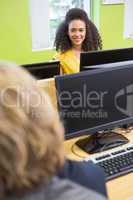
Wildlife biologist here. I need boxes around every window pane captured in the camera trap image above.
[29,0,50,50]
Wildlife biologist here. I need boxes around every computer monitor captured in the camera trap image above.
[80,47,133,71]
[81,60,133,71]
[55,63,133,153]
[23,61,60,79]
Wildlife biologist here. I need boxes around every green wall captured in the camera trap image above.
[1,0,133,64]
[99,1,133,49]
[0,0,54,64]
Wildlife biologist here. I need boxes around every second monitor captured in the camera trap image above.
[23,60,60,79]
[80,47,133,71]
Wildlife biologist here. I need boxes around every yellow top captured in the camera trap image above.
[55,49,80,74]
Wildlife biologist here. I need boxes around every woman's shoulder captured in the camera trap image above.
[54,49,73,60]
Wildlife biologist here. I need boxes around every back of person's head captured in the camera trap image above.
[54,8,102,52]
[0,61,64,199]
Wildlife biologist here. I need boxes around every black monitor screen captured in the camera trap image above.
[55,64,133,139]
[23,61,60,79]
[80,47,133,71]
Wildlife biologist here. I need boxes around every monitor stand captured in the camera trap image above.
[75,130,129,154]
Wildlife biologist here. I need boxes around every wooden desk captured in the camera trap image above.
[64,130,133,200]
[38,78,57,108]
[38,78,133,200]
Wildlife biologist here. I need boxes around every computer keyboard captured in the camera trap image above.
[85,144,133,181]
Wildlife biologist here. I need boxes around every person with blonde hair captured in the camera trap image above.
[0,61,107,200]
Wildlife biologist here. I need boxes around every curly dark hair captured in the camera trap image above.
[54,8,102,52]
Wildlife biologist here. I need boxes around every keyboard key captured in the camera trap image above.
[111,149,126,155]
[90,145,133,181]
[127,146,133,150]
[95,154,110,161]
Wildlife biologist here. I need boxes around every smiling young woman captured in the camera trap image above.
[54,8,102,74]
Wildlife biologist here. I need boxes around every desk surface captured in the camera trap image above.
[37,78,133,200]
[38,78,57,108]
[64,130,133,200]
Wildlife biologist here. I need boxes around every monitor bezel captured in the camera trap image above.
[55,64,133,139]
[80,47,133,71]
[23,60,60,69]
[23,60,60,79]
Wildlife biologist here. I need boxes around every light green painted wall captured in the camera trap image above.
[0,0,55,64]
[1,0,133,64]
[99,1,133,49]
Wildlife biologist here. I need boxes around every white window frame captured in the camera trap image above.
[124,0,133,39]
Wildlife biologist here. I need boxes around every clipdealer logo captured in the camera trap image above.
[57,84,108,119]
[115,84,133,117]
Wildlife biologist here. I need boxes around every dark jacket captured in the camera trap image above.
[58,159,107,197]
[7,177,107,200]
